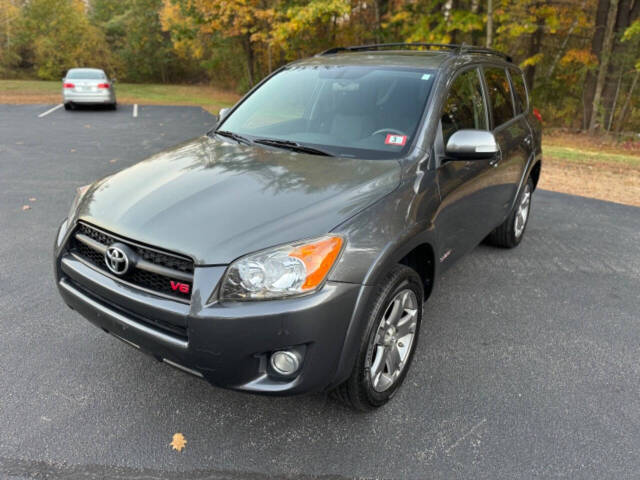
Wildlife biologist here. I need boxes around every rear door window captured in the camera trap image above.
[441,68,488,145]
[484,67,515,127]
[509,68,528,114]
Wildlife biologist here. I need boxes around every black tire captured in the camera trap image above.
[110,102,117,110]
[486,177,534,248]
[64,103,72,111]
[334,264,424,411]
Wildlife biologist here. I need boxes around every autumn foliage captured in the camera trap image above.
[0,0,638,131]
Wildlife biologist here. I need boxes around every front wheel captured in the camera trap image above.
[486,177,534,248]
[334,265,423,411]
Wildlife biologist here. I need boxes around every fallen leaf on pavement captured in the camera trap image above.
[29,197,37,202]
[22,205,31,211]
[170,433,187,452]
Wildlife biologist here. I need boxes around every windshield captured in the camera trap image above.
[219,65,436,159]
[66,69,106,80]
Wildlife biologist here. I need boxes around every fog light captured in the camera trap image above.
[270,350,301,376]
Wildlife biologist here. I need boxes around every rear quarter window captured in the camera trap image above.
[509,68,528,114]
[484,67,515,127]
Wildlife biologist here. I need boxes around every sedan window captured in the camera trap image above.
[441,69,487,145]
[66,70,106,80]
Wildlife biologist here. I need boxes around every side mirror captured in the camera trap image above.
[219,107,230,119]
[445,129,499,160]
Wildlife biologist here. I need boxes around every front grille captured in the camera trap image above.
[66,277,188,340]
[67,222,194,302]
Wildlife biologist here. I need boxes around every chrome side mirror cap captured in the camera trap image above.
[219,107,230,119]
[445,129,499,160]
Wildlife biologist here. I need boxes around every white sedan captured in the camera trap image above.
[62,68,116,110]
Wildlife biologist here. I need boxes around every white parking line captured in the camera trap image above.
[133,104,138,118]
[38,104,63,118]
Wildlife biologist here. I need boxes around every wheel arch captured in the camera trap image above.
[329,234,438,389]
[397,242,436,300]
[530,159,542,190]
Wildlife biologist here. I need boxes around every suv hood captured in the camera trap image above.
[77,136,400,264]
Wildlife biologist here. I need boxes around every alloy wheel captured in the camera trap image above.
[514,183,532,238]
[369,289,418,392]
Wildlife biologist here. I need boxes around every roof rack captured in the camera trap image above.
[317,43,512,62]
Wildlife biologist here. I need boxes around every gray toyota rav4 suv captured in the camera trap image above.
[54,43,542,410]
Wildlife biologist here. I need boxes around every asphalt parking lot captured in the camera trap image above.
[1,103,640,479]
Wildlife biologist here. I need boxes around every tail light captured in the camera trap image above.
[97,83,110,89]
[63,83,74,88]
[533,107,542,123]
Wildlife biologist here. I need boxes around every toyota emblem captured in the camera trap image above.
[105,245,129,275]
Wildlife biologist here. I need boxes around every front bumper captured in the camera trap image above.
[55,235,364,395]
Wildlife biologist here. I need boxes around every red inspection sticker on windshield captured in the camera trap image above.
[385,134,407,146]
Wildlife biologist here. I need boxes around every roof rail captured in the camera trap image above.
[317,43,512,62]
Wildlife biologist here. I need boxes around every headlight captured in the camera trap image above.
[220,236,344,301]
[68,184,90,220]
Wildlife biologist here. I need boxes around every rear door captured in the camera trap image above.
[482,66,530,223]
[509,66,538,168]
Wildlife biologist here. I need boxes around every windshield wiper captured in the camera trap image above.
[213,130,252,145]
[253,138,334,157]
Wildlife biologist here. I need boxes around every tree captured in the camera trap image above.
[598,0,640,130]
[91,0,180,83]
[582,0,611,128]
[0,0,22,75]
[486,0,493,47]
[273,0,350,60]
[185,0,277,86]
[588,0,619,131]
[13,0,114,79]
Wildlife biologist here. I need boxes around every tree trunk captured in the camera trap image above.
[615,70,639,132]
[267,42,272,74]
[443,0,458,43]
[242,34,254,87]
[5,2,10,49]
[372,0,382,44]
[583,0,611,129]
[600,0,635,128]
[524,22,544,91]
[588,0,620,132]
[471,0,482,45]
[486,0,493,47]
[606,71,622,131]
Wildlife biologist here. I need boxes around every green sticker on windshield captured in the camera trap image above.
[421,73,432,81]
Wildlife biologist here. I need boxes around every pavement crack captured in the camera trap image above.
[444,418,487,455]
